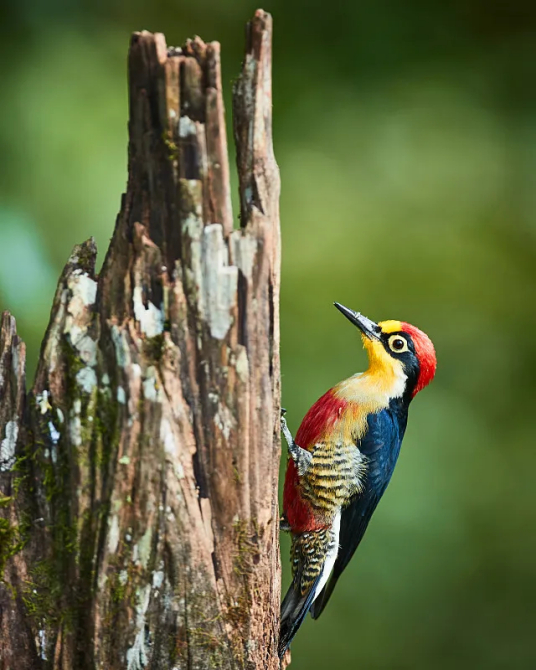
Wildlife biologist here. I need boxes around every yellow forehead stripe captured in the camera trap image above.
[378,320,402,334]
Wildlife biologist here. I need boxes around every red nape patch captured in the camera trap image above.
[283,390,347,532]
[401,322,437,397]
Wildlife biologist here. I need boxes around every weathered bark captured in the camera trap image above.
[0,10,281,670]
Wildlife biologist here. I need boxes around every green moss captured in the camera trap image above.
[110,570,128,604]
[223,517,262,661]
[162,132,179,161]
[61,338,85,389]
[0,494,12,508]
[0,517,26,576]
[94,384,119,469]
[182,597,227,667]
[232,464,242,485]
[73,240,96,273]
[232,517,256,578]
[100,562,138,653]
[22,559,63,623]
[5,326,123,636]
[19,398,78,628]
[143,333,165,363]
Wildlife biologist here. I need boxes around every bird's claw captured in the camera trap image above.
[280,413,312,476]
[280,414,292,445]
[279,515,291,532]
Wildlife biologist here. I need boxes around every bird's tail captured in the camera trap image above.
[279,524,339,658]
[279,575,320,658]
[309,572,339,619]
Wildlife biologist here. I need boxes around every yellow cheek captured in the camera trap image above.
[363,338,405,392]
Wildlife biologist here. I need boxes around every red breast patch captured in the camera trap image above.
[283,390,347,532]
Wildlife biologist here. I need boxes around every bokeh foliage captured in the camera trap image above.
[1,1,536,668]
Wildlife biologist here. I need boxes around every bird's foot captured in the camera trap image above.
[279,515,291,532]
[280,413,311,476]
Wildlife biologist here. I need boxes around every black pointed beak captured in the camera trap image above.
[333,302,382,340]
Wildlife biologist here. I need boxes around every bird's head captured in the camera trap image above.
[334,302,436,400]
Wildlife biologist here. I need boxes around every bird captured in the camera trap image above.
[278,302,437,658]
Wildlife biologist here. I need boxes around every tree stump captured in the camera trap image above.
[0,10,281,670]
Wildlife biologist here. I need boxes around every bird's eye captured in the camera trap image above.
[388,335,408,353]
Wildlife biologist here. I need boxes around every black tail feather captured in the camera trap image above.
[278,577,320,658]
[309,572,339,619]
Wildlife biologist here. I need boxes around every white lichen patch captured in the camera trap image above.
[111,326,132,369]
[231,230,258,281]
[235,346,249,383]
[213,403,235,441]
[11,345,20,378]
[56,407,64,424]
[117,386,126,404]
[67,269,97,309]
[179,115,196,137]
[126,585,151,670]
[159,419,185,478]
[72,334,97,367]
[202,224,238,339]
[142,367,163,403]
[37,390,52,415]
[59,270,99,380]
[142,377,157,401]
[48,421,60,445]
[43,289,67,374]
[98,571,108,591]
[160,418,177,456]
[152,570,164,589]
[133,286,164,338]
[69,399,82,447]
[37,629,47,661]
[246,639,258,653]
[102,373,110,386]
[63,272,97,351]
[182,194,203,279]
[108,514,120,554]
[76,367,97,394]
[180,188,238,340]
[137,527,153,569]
[0,420,18,471]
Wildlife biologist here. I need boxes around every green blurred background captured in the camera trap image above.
[2,1,536,668]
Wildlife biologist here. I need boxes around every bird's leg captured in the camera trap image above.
[281,410,312,476]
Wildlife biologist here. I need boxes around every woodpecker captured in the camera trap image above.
[279,302,436,658]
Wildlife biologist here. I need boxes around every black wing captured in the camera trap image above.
[310,405,406,619]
